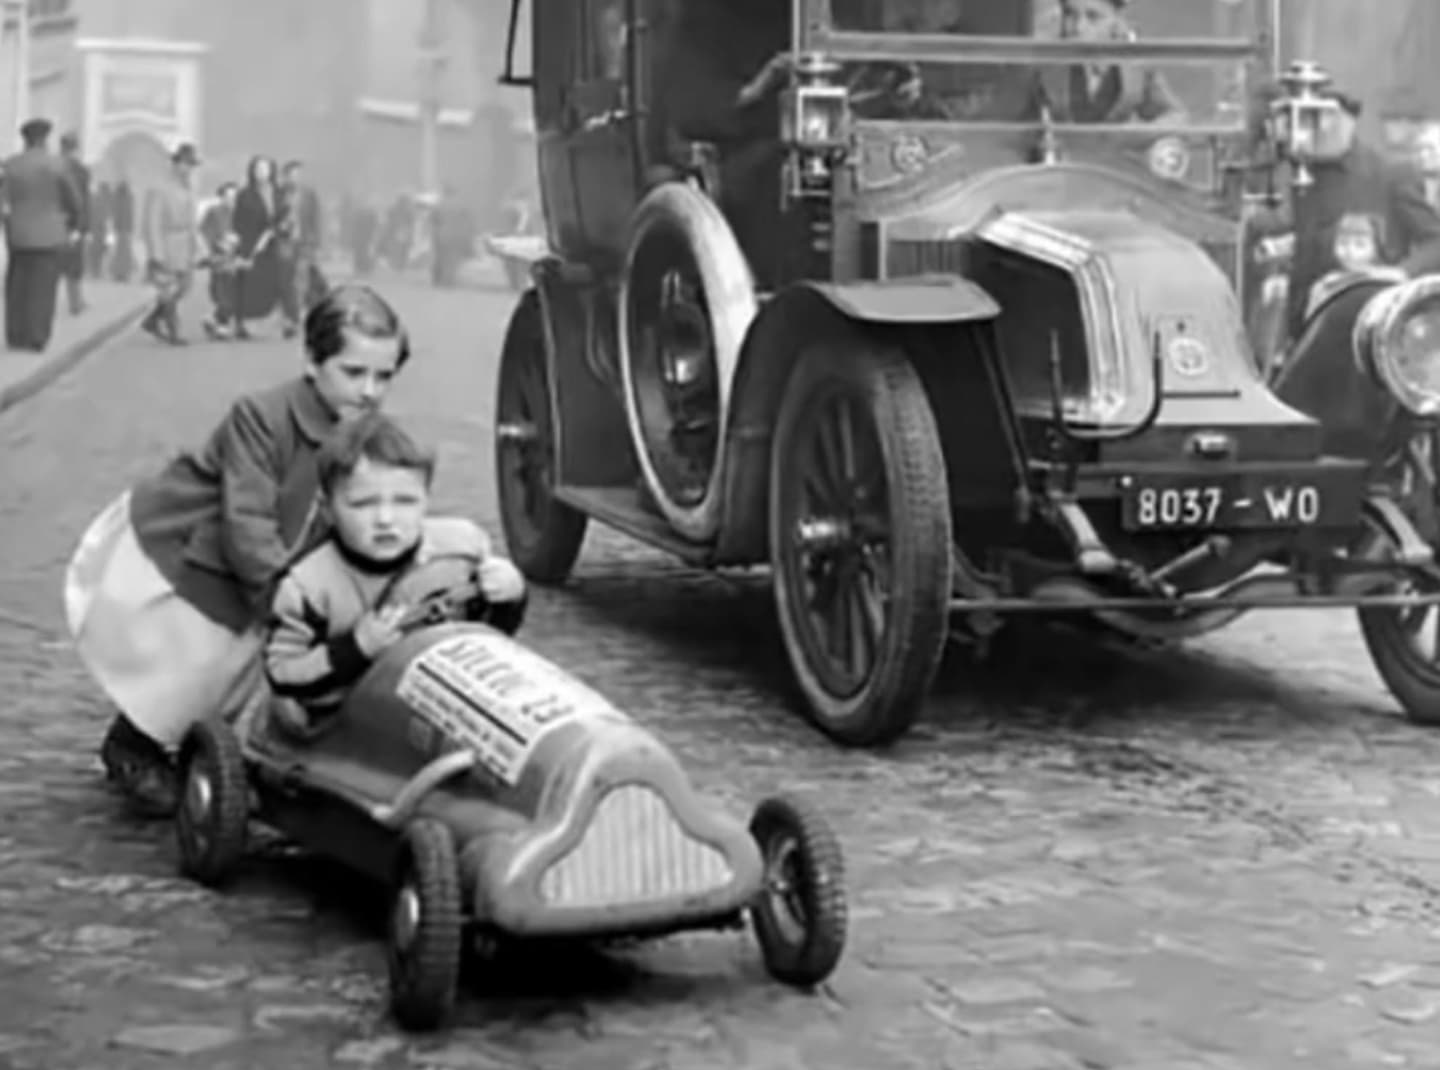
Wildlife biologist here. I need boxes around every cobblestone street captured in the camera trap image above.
[8,282,1440,1068]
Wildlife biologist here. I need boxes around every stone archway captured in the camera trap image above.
[100,129,170,191]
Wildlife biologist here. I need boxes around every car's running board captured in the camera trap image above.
[554,485,718,566]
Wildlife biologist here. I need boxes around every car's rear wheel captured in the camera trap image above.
[1359,430,1440,725]
[769,339,952,747]
[388,818,464,1032]
[748,794,847,987]
[175,720,249,887]
[494,291,588,583]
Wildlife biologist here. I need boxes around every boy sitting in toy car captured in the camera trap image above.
[263,412,527,737]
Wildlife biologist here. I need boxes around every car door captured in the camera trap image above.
[564,0,643,265]
[520,0,588,260]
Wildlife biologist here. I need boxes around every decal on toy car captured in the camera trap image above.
[395,633,619,784]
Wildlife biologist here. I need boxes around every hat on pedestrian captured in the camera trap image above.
[19,117,51,143]
[171,142,201,166]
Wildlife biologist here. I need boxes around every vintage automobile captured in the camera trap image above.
[491,0,1440,747]
[172,556,847,1031]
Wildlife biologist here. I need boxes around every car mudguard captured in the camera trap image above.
[800,276,1000,325]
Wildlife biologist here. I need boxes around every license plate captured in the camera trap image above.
[1120,474,1354,531]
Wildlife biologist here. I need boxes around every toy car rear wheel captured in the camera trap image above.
[495,290,588,583]
[388,818,464,1031]
[175,720,249,887]
[769,339,952,747]
[748,794,847,987]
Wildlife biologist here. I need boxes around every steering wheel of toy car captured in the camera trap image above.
[396,582,494,633]
[846,62,942,120]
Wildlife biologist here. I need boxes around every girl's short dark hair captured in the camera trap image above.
[317,412,436,496]
[304,282,412,367]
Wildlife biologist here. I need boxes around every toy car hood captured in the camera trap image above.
[292,624,766,937]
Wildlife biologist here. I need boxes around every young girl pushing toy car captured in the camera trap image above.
[264,412,527,736]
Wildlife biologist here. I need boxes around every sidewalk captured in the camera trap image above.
[0,281,151,415]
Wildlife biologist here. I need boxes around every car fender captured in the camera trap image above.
[712,278,999,563]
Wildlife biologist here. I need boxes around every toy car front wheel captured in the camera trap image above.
[748,794,847,987]
[494,290,588,584]
[175,720,249,887]
[388,818,464,1031]
[769,339,952,747]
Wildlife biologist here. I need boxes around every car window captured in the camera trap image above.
[586,0,629,82]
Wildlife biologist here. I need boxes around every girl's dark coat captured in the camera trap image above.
[128,377,340,633]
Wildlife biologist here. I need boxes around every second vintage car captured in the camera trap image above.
[492,0,1440,746]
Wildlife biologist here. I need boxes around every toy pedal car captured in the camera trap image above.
[171,556,847,1031]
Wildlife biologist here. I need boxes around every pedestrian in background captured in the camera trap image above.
[233,155,283,339]
[140,142,202,345]
[88,181,113,279]
[58,132,91,316]
[200,181,241,340]
[1,117,82,353]
[277,158,323,339]
[63,284,414,816]
[110,176,135,283]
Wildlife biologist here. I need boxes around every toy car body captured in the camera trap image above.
[173,561,847,1030]
[490,0,1440,747]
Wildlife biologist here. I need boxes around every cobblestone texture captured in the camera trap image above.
[4,284,1440,1068]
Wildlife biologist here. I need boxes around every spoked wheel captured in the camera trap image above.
[748,794,847,987]
[388,818,464,1032]
[769,340,952,746]
[175,720,249,887]
[494,291,587,583]
[1359,429,1440,726]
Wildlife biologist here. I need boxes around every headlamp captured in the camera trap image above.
[1353,275,1440,416]
[780,52,850,195]
[1269,60,1343,188]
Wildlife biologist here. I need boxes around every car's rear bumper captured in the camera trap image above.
[465,724,764,938]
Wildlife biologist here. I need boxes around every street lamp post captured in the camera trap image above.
[417,0,447,196]
[4,0,31,141]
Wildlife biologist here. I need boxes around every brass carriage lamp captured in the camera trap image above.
[780,52,851,195]
[1268,60,1342,189]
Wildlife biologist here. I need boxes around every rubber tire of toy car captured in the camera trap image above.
[748,794,847,987]
[494,290,588,584]
[388,818,464,1032]
[174,720,249,887]
[768,339,952,747]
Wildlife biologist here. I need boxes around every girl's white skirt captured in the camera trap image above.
[64,492,265,747]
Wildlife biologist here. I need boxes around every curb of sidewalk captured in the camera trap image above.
[0,297,151,416]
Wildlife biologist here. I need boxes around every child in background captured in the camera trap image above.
[264,412,526,735]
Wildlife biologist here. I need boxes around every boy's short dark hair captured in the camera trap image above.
[317,412,436,496]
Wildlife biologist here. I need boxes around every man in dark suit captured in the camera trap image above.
[2,118,82,352]
[1037,0,1183,124]
[1284,90,1440,341]
[58,132,92,315]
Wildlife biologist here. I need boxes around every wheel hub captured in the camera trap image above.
[794,517,854,554]
[496,420,539,444]
[762,836,808,945]
[185,769,213,822]
[392,885,422,951]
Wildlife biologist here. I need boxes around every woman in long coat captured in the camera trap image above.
[232,155,284,337]
[64,284,414,815]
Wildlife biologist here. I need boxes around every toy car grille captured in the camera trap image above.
[539,785,733,907]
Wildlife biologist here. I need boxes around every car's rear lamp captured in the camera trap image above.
[1353,275,1440,416]
[539,784,733,908]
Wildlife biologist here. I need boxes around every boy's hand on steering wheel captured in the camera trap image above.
[355,605,407,657]
[478,558,526,604]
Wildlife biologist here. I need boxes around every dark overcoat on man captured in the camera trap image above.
[2,132,82,351]
[60,150,91,282]
[1285,143,1440,341]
